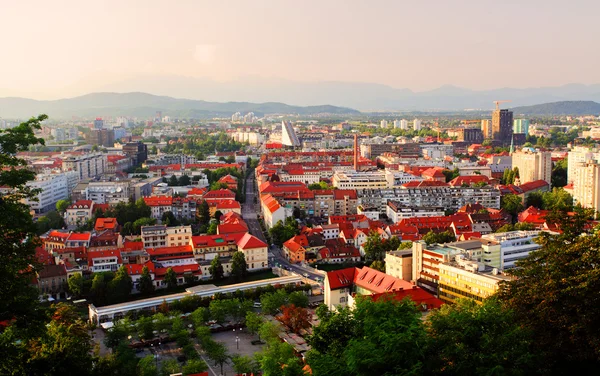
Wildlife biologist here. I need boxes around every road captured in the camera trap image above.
[243,172,323,281]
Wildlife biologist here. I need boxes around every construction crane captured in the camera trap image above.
[493,100,511,110]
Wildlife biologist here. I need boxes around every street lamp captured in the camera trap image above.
[233,328,241,350]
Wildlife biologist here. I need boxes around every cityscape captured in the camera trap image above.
[2,2,600,376]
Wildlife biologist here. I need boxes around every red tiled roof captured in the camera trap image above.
[203,189,236,200]
[208,199,241,210]
[155,263,201,277]
[449,175,490,187]
[68,232,92,241]
[125,261,155,275]
[217,174,238,183]
[261,194,281,214]
[518,180,549,193]
[353,266,414,294]
[237,233,268,249]
[187,187,208,196]
[402,180,449,188]
[370,289,444,310]
[333,189,358,200]
[143,196,173,206]
[87,249,122,266]
[123,240,144,251]
[217,223,248,235]
[326,268,357,290]
[95,217,118,231]
[191,233,245,248]
[67,200,93,209]
[146,245,193,257]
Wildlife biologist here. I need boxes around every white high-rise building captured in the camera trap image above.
[24,173,70,214]
[400,119,408,130]
[413,119,422,131]
[511,150,552,185]
[380,120,388,128]
[572,160,600,213]
[281,121,300,147]
[568,146,600,184]
[62,153,107,181]
[393,120,401,128]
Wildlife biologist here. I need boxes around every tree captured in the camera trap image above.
[210,181,229,191]
[232,355,261,375]
[278,304,311,334]
[370,260,385,272]
[161,211,179,227]
[133,217,156,234]
[269,219,299,247]
[198,200,210,224]
[552,158,568,188]
[500,193,524,219]
[137,355,158,376]
[168,175,179,186]
[67,273,84,297]
[205,341,229,376]
[136,316,155,341]
[56,199,70,213]
[213,210,223,222]
[209,256,225,281]
[190,307,209,328]
[288,291,309,308]
[422,230,456,245]
[525,191,544,209]
[206,221,218,235]
[90,273,109,305]
[261,289,289,315]
[25,304,93,376]
[542,187,573,212]
[308,181,330,190]
[138,265,155,294]
[178,174,191,186]
[209,300,228,324]
[160,359,180,376]
[182,359,208,376]
[231,251,248,282]
[425,298,540,375]
[442,168,460,183]
[363,231,385,262]
[498,206,600,372]
[109,265,134,302]
[164,267,178,289]
[245,311,265,338]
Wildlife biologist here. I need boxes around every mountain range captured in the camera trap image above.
[86,75,600,111]
[511,101,600,116]
[0,92,359,119]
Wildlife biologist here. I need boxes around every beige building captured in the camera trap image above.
[481,119,492,139]
[572,160,600,213]
[166,225,193,247]
[332,171,388,190]
[385,250,412,281]
[62,153,107,180]
[568,146,600,184]
[511,150,552,185]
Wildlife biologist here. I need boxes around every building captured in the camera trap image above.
[88,249,123,273]
[492,109,513,145]
[480,230,543,270]
[141,225,168,249]
[513,119,530,134]
[332,171,388,190]
[453,128,483,143]
[65,200,95,226]
[324,266,443,311]
[93,118,104,129]
[568,146,600,184]
[572,160,600,213]
[86,180,131,204]
[143,196,173,220]
[385,250,412,281]
[281,121,301,147]
[166,225,193,247]
[511,150,552,185]
[36,264,68,297]
[481,119,492,139]
[437,256,512,304]
[237,233,268,271]
[24,172,70,213]
[386,201,445,223]
[123,142,148,165]
[360,143,421,159]
[413,119,422,131]
[87,129,114,147]
[62,153,107,180]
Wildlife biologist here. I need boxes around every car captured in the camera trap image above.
[253,302,262,308]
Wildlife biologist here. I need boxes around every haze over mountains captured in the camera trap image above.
[1,77,600,119]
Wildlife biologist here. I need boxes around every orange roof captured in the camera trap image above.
[143,196,173,206]
[237,233,268,249]
[146,245,193,257]
[67,200,94,209]
[208,199,241,210]
[95,217,118,231]
[326,268,357,290]
[261,194,281,214]
[217,174,238,184]
[191,233,245,248]
[187,187,208,196]
[402,180,449,188]
[217,223,248,235]
[203,189,236,200]
[449,175,490,187]
[353,266,414,294]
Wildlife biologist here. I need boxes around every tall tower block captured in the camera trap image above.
[354,134,359,171]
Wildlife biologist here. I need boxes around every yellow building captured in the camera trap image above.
[385,250,413,281]
[437,256,511,304]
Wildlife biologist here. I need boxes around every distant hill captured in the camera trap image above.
[0,92,360,119]
[511,101,600,116]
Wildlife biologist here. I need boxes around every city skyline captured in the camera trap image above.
[2,0,600,100]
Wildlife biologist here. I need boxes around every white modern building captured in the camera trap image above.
[481,231,543,270]
[572,159,600,213]
[281,121,300,147]
[24,172,70,213]
[413,119,422,131]
[62,153,107,180]
[511,150,552,185]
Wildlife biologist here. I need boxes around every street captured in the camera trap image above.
[243,172,323,281]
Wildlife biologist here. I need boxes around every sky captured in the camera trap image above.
[1,0,599,99]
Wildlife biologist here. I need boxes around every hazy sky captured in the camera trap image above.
[1,0,599,99]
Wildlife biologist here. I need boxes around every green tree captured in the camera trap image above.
[245,311,265,338]
[91,273,109,305]
[67,273,84,297]
[133,217,157,234]
[178,174,191,186]
[209,300,228,324]
[362,231,385,262]
[231,251,248,282]
[425,298,540,375]
[190,307,209,328]
[164,267,178,289]
[209,255,224,280]
[138,265,155,294]
[109,265,134,302]
[498,206,599,372]
[213,210,223,222]
[137,355,158,376]
[161,211,179,227]
[370,260,385,272]
[542,187,573,211]
[552,158,568,188]
[525,191,544,209]
[442,168,460,183]
[182,359,208,375]
[269,219,299,246]
[56,199,70,213]
[210,181,230,191]
[205,341,230,376]
[198,200,210,224]
[288,291,309,308]
[160,359,180,376]
[206,221,218,235]
[232,355,261,375]
[261,289,289,315]
[422,230,456,245]
[500,193,524,218]
[136,316,155,341]
[168,175,179,186]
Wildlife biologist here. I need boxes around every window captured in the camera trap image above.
[339,297,346,303]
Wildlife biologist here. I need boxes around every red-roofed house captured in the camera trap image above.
[65,200,95,226]
[236,233,268,271]
[318,239,361,264]
[518,206,550,227]
[207,199,242,216]
[261,194,289,228]
[88,249,123,273]
[421,167,446,182]
[449,175,491,187]
[94,217,119,232]
[143,196,173,220]
[217,174,238,190]
[324,266,442,311]
[203,189,236,201]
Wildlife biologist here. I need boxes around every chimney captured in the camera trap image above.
[354,134,359,171]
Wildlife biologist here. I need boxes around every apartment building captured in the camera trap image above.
[62,153,107,180]
[65,200,95,226]
[511,150,552,185]
[481,230,543,270]
[166,225,193,247]
[385,250,413,282]
[25,172,71,213]
[141,225,168,249]
[572,160,600,212]
[386,201,445,223]
[332,171,388,190]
